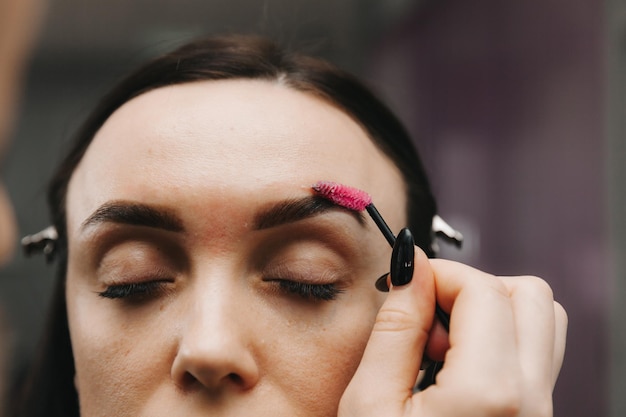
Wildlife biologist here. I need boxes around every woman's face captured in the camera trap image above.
[65,79,407,417]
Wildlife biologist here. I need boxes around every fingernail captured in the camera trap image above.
[390,228,415,287]
[375,273,389,292]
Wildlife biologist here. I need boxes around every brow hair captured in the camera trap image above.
[81,201,184,232]
[253,196,365,230]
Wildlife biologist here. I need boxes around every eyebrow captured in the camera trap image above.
[80,201,184,233]
[253,196,365,230]
[80,196,364,234]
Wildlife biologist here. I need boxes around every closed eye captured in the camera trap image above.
[98,280,172,301]
[274,280,344,301]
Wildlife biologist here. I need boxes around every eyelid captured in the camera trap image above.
[86,231,187,275]
[98,266,176,285]
[77,224,185,261]
[253,217,365,260]
[94,254,182,302]
[261,259,345,285]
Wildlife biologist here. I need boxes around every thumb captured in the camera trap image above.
[340,229,436,415]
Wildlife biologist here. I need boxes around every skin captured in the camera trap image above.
[65,79,567,417]
[65,79,404,416]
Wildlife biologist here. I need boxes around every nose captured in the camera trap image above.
[170,285,260,393]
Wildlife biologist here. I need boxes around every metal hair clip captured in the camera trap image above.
[431,215,463,255]
[21,225,59,263]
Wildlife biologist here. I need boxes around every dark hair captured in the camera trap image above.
[13,34,437,416]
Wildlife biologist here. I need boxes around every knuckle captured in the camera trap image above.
[460,378,523,417]
[480,273,511,298]
[464,381,555,417]
[373,307,419,333]
[523,275,555,299]
[508,275,555,301]
[480,386,522,417]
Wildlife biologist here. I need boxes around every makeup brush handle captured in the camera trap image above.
[365,204,396,247]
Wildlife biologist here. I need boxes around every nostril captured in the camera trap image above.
[177,370,248,391]
[179,371,198,390]
[228,373,244,386]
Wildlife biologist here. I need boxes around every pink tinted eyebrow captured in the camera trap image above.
[311,181,372,211]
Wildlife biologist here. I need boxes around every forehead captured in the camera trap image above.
[66,79,406,230]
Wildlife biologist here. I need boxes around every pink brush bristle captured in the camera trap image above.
[312,181,372,211]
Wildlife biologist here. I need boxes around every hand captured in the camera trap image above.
[339,247,567,417]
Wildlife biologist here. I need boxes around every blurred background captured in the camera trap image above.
[0,0,622,416]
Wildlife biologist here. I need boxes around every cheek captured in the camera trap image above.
[266,293,383,412]
[66,277,177,413]
[66,264,386,416]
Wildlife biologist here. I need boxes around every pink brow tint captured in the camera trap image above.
[312,180,451,332]
[312,181,395,247]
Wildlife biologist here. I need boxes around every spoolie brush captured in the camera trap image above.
[312,180,450,332]
[312,181,395,247]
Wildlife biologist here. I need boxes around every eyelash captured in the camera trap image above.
[275,280,343,301]
[98,281,169,300]
[97,279,342,302]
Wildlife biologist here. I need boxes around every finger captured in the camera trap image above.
[501,277,568,390]
[412,259,524,417]
[424,319,450,362]
[341,247,435,413]
[427,259,520,380]
[410,260,525,417]
[552,302,568,386]
[500,276,557,393]
[410,262,566,417]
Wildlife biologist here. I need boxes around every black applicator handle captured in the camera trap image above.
[365,204,396,247]
[371,217,450,333]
